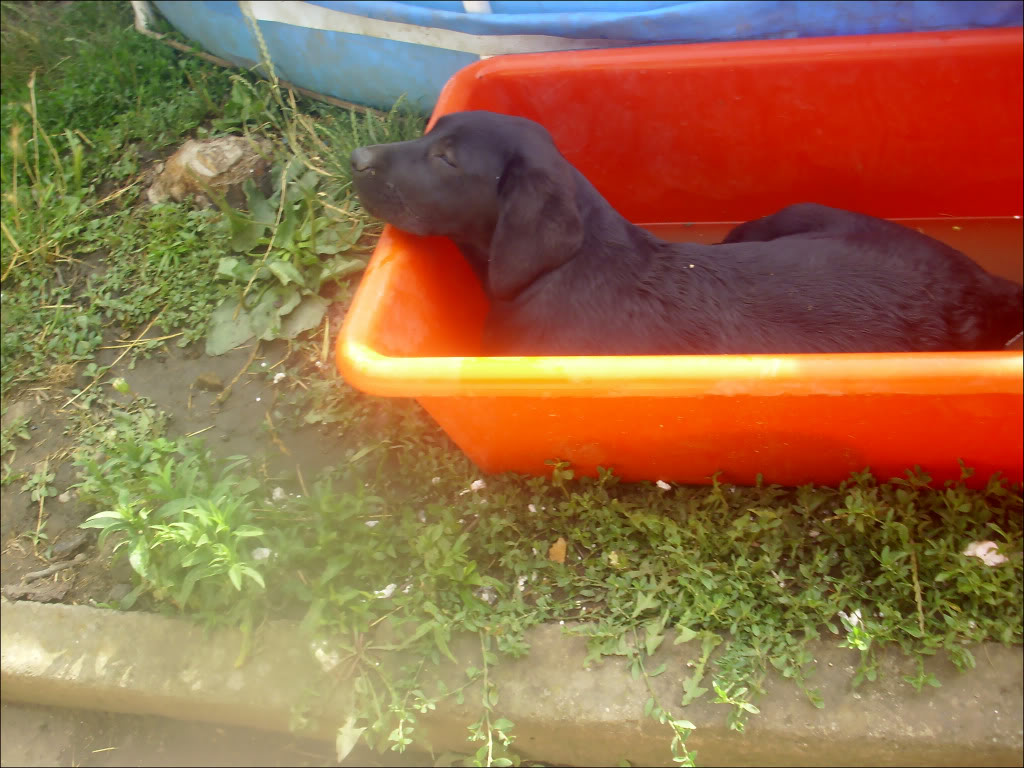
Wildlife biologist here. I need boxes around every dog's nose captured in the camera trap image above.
[350,146,375,173]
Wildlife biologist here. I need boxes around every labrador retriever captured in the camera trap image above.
[350,110,1023,356]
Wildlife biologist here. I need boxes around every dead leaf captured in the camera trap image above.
[548,537,567,564]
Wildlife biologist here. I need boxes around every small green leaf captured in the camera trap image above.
[433,625,457,664]
[267,260,304,287]
[645,626,665,657]
[205,299,255,356]
[275,209,297,250]
[217,257,241,278]
[244,178,277,225]
[248,288,288,341]
[336,716,367,763]
[118,583,146,610]
[674,626,699,645]
[277,295,328,340]
[228,563,242,590]
[128,541,149,579]
[80,510,130,527]
[241,566,265,589]
[321,256,366,282]
[230,220,267,253]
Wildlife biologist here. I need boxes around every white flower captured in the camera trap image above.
[528,504,538,514]
[417,509,427,523]
[838,609,863,628]
[517,576,527,592]
[273,372,286,384]
[656,480,671,491]
[252,547,272,561]
[475,586,497,604]
[261,362,268,368]
[271,487,287,502]
[374,583,397,599]
[459,479,486,496]
[431,476,441,485]
[809,529,820,538]
[312,641,340,672]
[364,520,379,528]
[255,397,261,402]
[963,541,1009,566]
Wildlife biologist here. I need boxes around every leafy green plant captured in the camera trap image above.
[76,440,269,664]
[1,414,31,456]
[205,162,367,355]
[81,484,266,610]
[22,459,56,503]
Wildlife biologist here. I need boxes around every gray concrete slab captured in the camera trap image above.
[2,600,1021,766]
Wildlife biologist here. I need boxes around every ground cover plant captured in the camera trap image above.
[1,3,1021,767]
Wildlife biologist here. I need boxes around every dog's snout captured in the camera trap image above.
[350,146,375,173]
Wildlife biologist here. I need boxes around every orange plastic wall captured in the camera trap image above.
[338,28,1024,488]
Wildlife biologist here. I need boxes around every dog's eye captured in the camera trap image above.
[432,149,457,168]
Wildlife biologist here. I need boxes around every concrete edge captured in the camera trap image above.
[1,600,1021,766]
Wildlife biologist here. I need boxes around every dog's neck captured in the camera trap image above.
[453,241,492,288]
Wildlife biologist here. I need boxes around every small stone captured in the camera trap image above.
[193,373,224,392]
[147,136,273,208]
[107,583,132,603]
[52,530,89,558]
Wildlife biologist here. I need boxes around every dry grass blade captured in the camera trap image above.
[213,341,261,407]
[99,331,183,350]
[63,306,167,409]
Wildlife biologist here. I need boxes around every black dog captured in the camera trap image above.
[350,110,1023,355]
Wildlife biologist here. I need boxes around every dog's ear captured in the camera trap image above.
[488,156,583,301]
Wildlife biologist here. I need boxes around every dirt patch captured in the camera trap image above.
[1,329,353,609]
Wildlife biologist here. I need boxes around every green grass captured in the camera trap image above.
[73,391,1023,762]
[0,1,237,393]
[2,4,1022,767]
[0,1,424,395]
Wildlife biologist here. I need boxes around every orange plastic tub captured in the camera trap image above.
[338,27,1024,488]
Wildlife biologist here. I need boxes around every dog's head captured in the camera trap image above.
[351,110,583,300]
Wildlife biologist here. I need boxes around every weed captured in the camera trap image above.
[74,413,269,647]
[18,518,49,548]
[1,414,31,456]
[22,459,55,503]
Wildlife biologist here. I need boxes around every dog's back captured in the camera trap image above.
[487,208,1024,356]
[721,203,1024,352]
